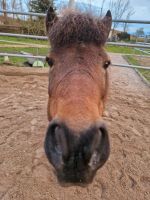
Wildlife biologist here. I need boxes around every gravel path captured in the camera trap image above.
[0,54,149,200]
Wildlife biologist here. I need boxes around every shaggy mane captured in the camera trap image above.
[48,11,108,49]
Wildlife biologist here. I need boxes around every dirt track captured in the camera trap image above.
[0,55,150,200]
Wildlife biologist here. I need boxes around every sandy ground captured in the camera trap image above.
[0,55,150,200]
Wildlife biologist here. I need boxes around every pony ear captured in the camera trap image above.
[46,6,58,33]
[101,10,112,41]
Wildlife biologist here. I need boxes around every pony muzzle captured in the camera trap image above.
[44,120,110,185]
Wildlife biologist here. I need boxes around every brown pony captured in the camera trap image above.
[44,7,112,186]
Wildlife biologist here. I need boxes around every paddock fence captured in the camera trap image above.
[0,9,150,70]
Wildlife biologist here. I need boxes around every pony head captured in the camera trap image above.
[45,7,112,186]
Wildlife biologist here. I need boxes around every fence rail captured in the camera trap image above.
[107,42,150,49]
[1,10,150,24]
[134,48,150,55]
[0,32,150,49]
[0,10,46,17]
[0,32,47,40]
[0,53,45,59]
[0,10,150,70]
[0,53,150,70]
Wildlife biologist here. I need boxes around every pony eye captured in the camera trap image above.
[103,61,111,69]
[46,56,54,67]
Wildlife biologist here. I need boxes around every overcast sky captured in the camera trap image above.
[75,0,150,34]
[130,0,150,20]
[76,0,150,20]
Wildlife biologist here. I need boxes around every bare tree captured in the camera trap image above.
[123,8,135,32]
[100,0,106,17]
[109,0,134,36]
[0,0,7,22]
[135,28,144,37]
[11,0,18,18]
[80,0,97,14]
[68,0,75,9]
[0,0,6,11]
[24,0,32,20]
[83,0,92,13]
[135,28,145,42]
[24,0,31,10]
[88,0,93,13]
[9,0,23,19]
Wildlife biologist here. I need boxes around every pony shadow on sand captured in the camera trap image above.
[44,7,112,186]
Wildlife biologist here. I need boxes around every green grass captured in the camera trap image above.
[0,55,26,65]
[0,36,49,66]
[0,35,48,45]
[106,45,144,55]
[0,36,147,69]
[124,55,150,83]
[0,46,49,65]
[0,47,48,55]
[0,36,145,54]
[138,69,150,82]
[124,55,139,65]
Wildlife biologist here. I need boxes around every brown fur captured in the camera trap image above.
[45,9,112,184]
[47,44,109,131]
[47,11,110,49]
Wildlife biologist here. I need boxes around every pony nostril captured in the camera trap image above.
[85,122,110,170]
[98,123,110,166]
[100,123,109,143]
[45,121,110,184]
[44,121,69,169]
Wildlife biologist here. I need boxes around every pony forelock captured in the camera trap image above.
[47,11,109,48]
